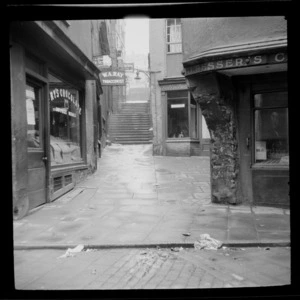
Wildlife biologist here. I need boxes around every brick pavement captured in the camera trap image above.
[14,246,291,290]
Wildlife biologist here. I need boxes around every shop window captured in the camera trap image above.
[166,19,182,53]
[167,91,199,139]
[26,83,42,148]
[254,91,289,166]
[49,73,83,166]
[190,95,198,139]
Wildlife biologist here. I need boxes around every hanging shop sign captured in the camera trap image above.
[124,63,135,73]
[93,55,112,69]
[184,51,288,76]
[99,70,125,86]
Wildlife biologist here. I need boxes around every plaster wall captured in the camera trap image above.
[182,17,287,61]
[54,20,93,60]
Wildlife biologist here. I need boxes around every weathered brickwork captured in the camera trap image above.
[186,73,239,204]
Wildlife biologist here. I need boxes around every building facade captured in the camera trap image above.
[91,19,127,148]
[181,17,288,207]
[11,20,106,219]
[149,18,210,157]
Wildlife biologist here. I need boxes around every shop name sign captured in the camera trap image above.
[185,52,287,76]
[100,71,125,86]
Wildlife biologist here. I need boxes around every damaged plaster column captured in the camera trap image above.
[186,72,239,204]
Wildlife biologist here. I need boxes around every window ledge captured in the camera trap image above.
[251,163,289,170]
[166,138,200,143]
[167,52,183,55]
[51,162,88,174]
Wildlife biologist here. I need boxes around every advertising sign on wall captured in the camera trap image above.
[124,63,135,73]
[100,70,125,86]
[93,55,112,69]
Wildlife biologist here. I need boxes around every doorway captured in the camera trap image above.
[25,77,49,210]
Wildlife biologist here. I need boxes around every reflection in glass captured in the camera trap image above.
[26,84,40,148]
[254,92,289,165]
[167,91,189,138]
[49,74,82,165]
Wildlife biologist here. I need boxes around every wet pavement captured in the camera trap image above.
[14,144,290,248]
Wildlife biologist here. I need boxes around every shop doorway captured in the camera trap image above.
[236,73,289,207]
[26,78,49,210]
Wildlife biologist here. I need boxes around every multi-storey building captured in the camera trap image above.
[149,18,210,157]
[181,17,288,207]
[10,20,109,219]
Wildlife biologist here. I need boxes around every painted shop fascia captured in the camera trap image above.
[11,21,103,219]
[182,41,288,207]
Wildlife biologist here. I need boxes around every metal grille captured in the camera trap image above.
[64,174,73,186]
[53,176,63,192]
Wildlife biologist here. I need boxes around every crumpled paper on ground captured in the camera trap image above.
[58,244,84,258]
[194,234,223,250]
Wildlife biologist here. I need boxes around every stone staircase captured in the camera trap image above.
[108,102,153,144]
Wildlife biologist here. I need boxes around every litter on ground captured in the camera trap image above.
[194,234,222,250]
[58,244,84,258]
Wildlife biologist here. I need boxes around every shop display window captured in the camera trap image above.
[49,73,83,166]
[167,90,198,139]
[26,84,41,148]
[254,91,289,166]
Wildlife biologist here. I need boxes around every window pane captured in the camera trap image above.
[26,84,41,148]
[254,92,287,108]
[190,105,197,138]
[254,108,289,165]
[167,19,175,26]
[167,96,189,138]
[202,115,210,139]
[49,74,82,165]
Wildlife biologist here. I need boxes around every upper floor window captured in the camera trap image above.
[166,19,182,53]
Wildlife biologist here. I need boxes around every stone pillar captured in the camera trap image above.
[186,73,239,204]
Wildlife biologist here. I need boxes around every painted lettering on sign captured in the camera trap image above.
[185,52,287,76]
[100,70,126,86]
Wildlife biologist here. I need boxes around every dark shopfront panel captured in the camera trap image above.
[11,21,100,218]
[235,72,289,207]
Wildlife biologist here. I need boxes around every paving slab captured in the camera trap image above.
[13,144,290,249]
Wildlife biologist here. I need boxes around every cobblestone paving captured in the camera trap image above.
[14,246,290,290]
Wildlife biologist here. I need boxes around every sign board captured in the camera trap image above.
[255,141,267,160]
[171,104,185,108]
[93,55,112,69]
[185,52,287,76]
[124,63,134,73]
[26,98,36,125]
[100,71,125,86]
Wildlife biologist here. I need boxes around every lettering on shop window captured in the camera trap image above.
[49,88,80,111]
[185,52,287,76]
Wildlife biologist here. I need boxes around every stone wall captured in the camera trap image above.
[186,73,239,204]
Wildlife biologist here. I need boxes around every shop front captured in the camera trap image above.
[183,44,289,207]
[153,77,210,157]
[11,21,102,219]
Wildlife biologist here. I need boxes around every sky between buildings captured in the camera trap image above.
[124,17,149,57]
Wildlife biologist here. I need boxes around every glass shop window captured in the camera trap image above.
[26,83,42,148]
[254,91,289,166]
[166,18,182,53]
[190,94,198,139]
[167,90,189,138]
[49,73,83,166]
